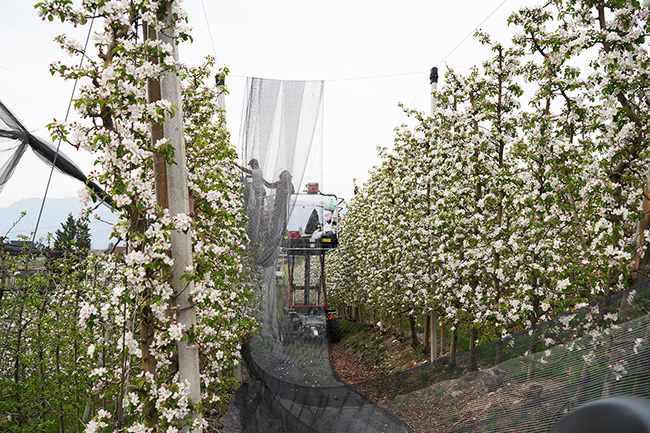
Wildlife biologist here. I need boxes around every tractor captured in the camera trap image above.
[278,183,342,344]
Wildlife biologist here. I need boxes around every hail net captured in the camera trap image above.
[224,78,412,433]
[348,283,650,433]
[225,78,650,433]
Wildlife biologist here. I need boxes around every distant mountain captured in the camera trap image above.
[0,197,116,250]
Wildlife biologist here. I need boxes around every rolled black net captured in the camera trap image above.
[0,99,111,204]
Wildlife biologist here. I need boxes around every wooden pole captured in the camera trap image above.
[145,24,169,210]
[633,168,650,285]
[141,23,166,428]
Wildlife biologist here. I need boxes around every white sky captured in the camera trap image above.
[0,0,541,208]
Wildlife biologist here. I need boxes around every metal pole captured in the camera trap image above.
[430,67,439,114]
[430,67,439,363]
[159,13,202,429]
[215,73,226,112]
[305,255,311,305]
[218,74,242,383]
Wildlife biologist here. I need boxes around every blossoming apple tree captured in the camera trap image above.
[330,0,650,359]
[35,0,257,431]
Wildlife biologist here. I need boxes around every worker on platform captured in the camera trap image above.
[235,158,266,207]
[263,170,295,240]
[235,158,267,243]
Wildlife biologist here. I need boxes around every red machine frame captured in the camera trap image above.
[286,249,328,311]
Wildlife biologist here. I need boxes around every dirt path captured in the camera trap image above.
[330,342,388,383]
[330,320,428,385]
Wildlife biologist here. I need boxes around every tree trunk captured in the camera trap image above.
[468,327,479,372]
[55,308,64,433]
[36,293,50,420]
[102,326,108,411]
[408,316,421,350]
[74,340,80,433]
[423,314,431,355]
[632,168,650,288]
[387,313,393,334]
[600,327,618,398]
[450,328,458,357]
[632,320,650,396]
[140,305,158,428]
[448,327,459,370]
[572,354,593,406]
[0,237,5,302]
[494,335,503,365]
[38,326,45,419]
[440,324,447,358]
[527,340,538,381]
[14,289,25,427]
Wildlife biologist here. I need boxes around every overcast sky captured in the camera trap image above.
[1,0,541,208]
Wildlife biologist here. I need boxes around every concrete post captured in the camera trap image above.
[430,67,439,363]
[159,14,202,430]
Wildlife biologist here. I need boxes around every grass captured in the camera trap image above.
[337,319,427,376]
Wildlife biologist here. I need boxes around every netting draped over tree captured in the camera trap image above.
[225,78,413,433]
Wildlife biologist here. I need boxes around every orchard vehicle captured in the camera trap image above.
[278,183,343,344]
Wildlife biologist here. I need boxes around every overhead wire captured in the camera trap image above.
[375,0,512,156]
[200,0,220,69]
[221,0,509,84]
[0,13,96,365]
[30,16,95,246]
[0,65,68,102]
[213,0,514,178]
[198,0,236,137]
[228,69,429,82]
[435,0,509,68]
[3,1,518,208]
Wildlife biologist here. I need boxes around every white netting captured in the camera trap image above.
[226,78,412,433]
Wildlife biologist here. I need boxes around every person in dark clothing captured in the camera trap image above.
[263,170,295,240]
[254,170,295,267]
[235,158,267,244]
[304,209,320,235]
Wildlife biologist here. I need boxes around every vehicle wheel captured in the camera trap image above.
[328,317,342,343]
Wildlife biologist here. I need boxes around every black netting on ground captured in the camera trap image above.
[349,283,650,433]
